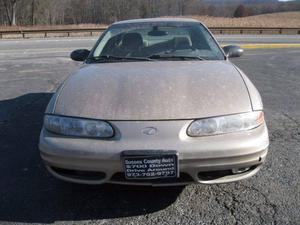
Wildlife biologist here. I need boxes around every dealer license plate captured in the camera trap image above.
[122,151,178,179]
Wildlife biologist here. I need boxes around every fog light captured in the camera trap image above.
[231,167,250,174]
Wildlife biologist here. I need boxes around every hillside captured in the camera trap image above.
[188,11,300,28]
[202,0,279,4]
[1,11,299,32]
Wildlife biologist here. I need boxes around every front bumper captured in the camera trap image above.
[39,120,269,186]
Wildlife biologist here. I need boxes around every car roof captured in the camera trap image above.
[113,17,201,25]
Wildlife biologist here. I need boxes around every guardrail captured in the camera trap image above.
[211,27,300,35]
[0,27,299,38]
[0,28,107,38]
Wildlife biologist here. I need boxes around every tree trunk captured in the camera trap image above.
[178,0,183,16]
[11,0,17,25]
[2,0,12,25]
[31,0,35,25]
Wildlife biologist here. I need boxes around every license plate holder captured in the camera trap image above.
[122,150,179,180]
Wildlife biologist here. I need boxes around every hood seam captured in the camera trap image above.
[52,73,75,114]
[232,64,254,111]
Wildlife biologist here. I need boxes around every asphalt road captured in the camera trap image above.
[0,37,300,225]
[0,34,299,53]
[216,34,300,44]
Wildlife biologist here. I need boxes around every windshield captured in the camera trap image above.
[90,22,225,62]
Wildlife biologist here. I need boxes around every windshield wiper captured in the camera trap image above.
[149,54,206,61]
[88,55,153,62]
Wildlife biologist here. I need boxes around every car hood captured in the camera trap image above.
[54,61,252,120]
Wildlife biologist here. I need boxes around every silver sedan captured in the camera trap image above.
[39,18,269,186]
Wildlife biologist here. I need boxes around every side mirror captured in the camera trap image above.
[70,49,90,61]
[222,45,244,58]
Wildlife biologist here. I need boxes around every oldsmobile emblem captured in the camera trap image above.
[142,127,158,136]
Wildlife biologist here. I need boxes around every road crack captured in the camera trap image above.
[214,185,239,225]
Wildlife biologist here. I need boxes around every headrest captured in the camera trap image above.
[174,37,191,50]
[122,33,143,49]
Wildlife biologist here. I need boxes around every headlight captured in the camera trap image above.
[44,115,114,138]
[187,111,264,137]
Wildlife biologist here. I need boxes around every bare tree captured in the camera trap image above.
[31,0,34,25]
[0,0,299,26]
[234,4,247,18]
[1,0,20,25]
